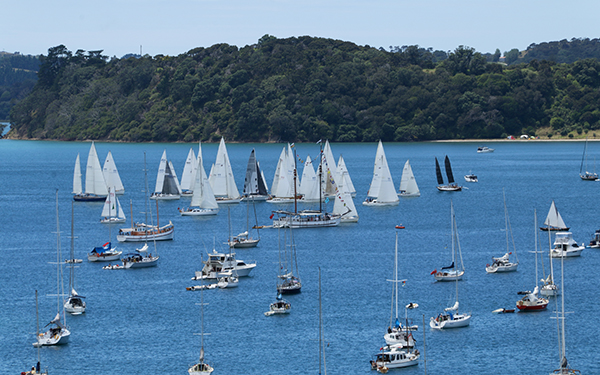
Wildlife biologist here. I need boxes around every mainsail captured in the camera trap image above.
[85,142,108,196]
[444,155,455,184]
[435,157,444,185]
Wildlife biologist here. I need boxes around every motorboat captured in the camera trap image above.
[464,172,478,182]
[588,228,600,248]
[192,249,256,280]
[88,242,122,262]
[370,345,420,370]
[550,232,584,258]
[264,296,291,316]
[486,253,518,273]
[477,146,494,153]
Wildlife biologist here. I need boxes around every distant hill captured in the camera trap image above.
[6,37,600,142]
[517,38,600,64]
[0,52,39,120]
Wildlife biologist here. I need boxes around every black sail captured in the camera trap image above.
[435,157,444,185]
[444,155,455,184]
[163,161,180,195]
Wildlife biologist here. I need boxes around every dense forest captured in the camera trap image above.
[6,36,600,142]
[0,52,39,120]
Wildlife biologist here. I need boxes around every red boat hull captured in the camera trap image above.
[516,303,548,311]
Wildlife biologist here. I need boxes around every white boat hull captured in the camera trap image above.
[150,194,181,200]
[485,263,518,273]
[180,208,219,216]
[430,313,471,329]
[541,284,559,297]
[398,191,420,197]
[434,270,464,281]
[123,256,159,268]
[117,223,174,242]
[362,199,400,206]
[229,239,259,248]
[550,248,583,257]
[215,197,241,204]
[100,217,127,224]
[194,264,256,280]
[64,297,86,315]
[88,251,122,262]
[437,185,462,191]
[241,195,269,201]
[34,329,71,346]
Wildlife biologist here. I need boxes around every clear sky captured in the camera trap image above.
[3,0,598,58]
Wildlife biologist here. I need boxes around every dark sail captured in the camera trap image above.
[243,149,258,195]
[435,157,444,185]
[444,155,455,184]
[441,261,455,270]
[255,160,268,195]
[163,162,180,195]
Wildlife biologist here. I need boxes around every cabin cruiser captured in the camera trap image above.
[192,250,256,280]
[550,232,585,258]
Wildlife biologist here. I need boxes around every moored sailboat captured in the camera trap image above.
[486,191,519,273]
[64,201,86,315]
[579,136,597,180]
[277,227,302,294]
[432,201,465,281]
[188,272,214,374]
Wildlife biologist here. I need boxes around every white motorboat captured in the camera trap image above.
[383,232,417,348]
[180,142,219,216]
[88,242,122,262]
[550,232,584,258]
[364,141,399,206]
[477,146,494,153]
[264,296,291,316]
[73,142,109,201]
[398,159,420,197]
[435,155,462,191]
[370,345,420,370]
[102,150,125,195]
[193,249,256,280]
[464,172,478,182]
[588,228,600,248]
[36,192,71,346]
[217,273,239,288]
[208,137,241,204]
[433,201,465,281]
[150,149,182,200]
[65,202,86,315]
[486,191,519,273]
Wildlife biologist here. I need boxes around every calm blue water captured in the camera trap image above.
[2,139,598,374]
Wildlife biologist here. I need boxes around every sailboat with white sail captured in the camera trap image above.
[35,191,71,346]
[430,203,471,329]
[180,148,198,196]
[208,137,241,204]
[180,144,219,216]
[579,136,597,180]
[435,155,462,191]
[64,201,86,315]
[336,155,356,197]
[102,151,125,195]
[486,191,519,273]
[363,141,399,206]
[540,201,569,231]
[432,201,465,281]
[299,156,321,203]
[73,142,109,201]
[398,159,420,197]
[267,144,299,203]
[188,273,214,374]
[241,148,270,201]
[100,187,126,224]
[332,181,358,223]
[321,140,340,197]
[151,149,182,200]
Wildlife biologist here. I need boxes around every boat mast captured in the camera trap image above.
[319,142,323,213]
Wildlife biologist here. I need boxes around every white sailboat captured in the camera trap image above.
[432,201,465,281]
[180,143,219,216]
[267,144,298,203]
[540,201,569,231]
[541,225,559,297]
[100,187,126,224]
[180,147,198,196]
[64,201,86,315]
[486,190,519,273]
[398,159,420,197]
[321,140,339,197]
[102,151,125,195]
[73,142,109,201]
[579,136,597,180]
[363,141,399,206]
[228,202,259,248]
[549,244,581,374]
[27,291,49,374]
[151,149,182,200]
[208,137,241,204]
[332,178,358,223]
[299,156,321,203]
[277,227,302,294]
[435,155,462,191]
[35,191,71,346]
[336,155,356,197]
[383,231,417,348]
[188,271,214,374]
[264,294,291,316]
[241,148,270,201]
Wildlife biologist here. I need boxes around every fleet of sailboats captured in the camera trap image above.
[73,142,109,201]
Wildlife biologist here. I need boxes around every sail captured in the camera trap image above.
[101,188,118,217]
[376,149,399,204]
[271,147,286,195]
[242,149,267,196]
[73,153,82,194]
[256,160,269,195]
[444,301,459,311]
[333,180,357,220]
[444,155,455,184]
[154,150,168,194]
[287,143,300,193]
[180,148,197,192]
[116,197,126,220]
[399,160,420,196]
[435,157,444,185]
[85,142,108,196]
[367,141,385,198]
[299,156,320,201]
[322,140,339,196]
[544,201,567,229]
[192,155,219,209]
[162,160,182,195]
[336,155,356,196]
[209,138,240,199]
[102,151,124,194]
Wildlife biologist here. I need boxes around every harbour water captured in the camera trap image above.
[2,139,599,374]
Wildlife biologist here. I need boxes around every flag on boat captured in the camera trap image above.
[430,269,437,275]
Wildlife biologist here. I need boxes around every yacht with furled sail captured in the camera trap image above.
[363,140,399,206]
[188,272,214,374]
[432,201,465,281]
[64,201,86,315]
[486,191,519,273]
[150,149,182,200]
[208,137,241,204]
[73,142,109,201]
[27,291,49,374]
[277,226,302,294]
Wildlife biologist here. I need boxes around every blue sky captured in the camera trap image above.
[3,0,597,58]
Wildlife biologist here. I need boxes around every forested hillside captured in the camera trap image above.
[0,52,39,120]
[7,36,600,142]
